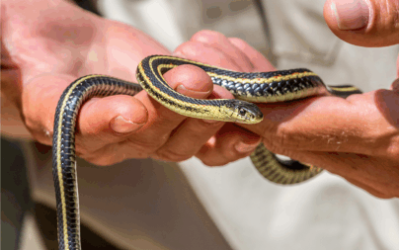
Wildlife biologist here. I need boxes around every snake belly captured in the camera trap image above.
[52,55,362,250]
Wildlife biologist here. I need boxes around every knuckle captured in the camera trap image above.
[76,146,100,160]
[154,148,192,162]
[23,115,53,145]
[34,129,53,146]
[194,120,224,133]
[175,41,214,60]
[79,146,129,167]
[208,148,244,166]
[191,30,225,44]
[88,157,120,167]
[228,37,247,47]
[174,41,199,56]
[262,138,292,157]
[221,147,240,161]
[380,1,399,29]
[142,140,165,151]
[386,140,399,160]
[128,134,169,152]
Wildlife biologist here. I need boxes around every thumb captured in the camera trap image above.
[324,0,399,47]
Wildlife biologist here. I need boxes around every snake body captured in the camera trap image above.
[52,55,362,250]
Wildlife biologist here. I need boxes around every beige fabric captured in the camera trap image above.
[25,0,398,249]
[98,0,270,57]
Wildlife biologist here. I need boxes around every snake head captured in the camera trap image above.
[222,100,263,124]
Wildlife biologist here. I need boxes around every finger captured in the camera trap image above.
[74,65,217,165]
[75,95,147,153]
[301,151,398,199]
[189,30,255,71]
[228,37,276,72]
[196,123,261,166]
[21,74,146,166]
[324,0,399,46]
[173,39,258,103]
[392,78,399,92]
[276,149,398,198]
[171,38,265,163]
[154,84,234,162]
[241,89,398,156]
[173,40,247,100]
[174,40,244,71]
[120,64,215,151]
[22,74,75,145]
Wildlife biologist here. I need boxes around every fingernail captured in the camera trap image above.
[111,116,142,134]
[234,141,259,154]
[332,0,369,30]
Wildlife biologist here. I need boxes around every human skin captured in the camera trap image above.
[172,0,399,198]
[1,0,398,198]
[1,0,260,166]
[324,0,399,47]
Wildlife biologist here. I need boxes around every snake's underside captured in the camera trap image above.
[52,55,362,250]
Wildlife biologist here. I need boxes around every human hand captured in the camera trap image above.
[323,0,398,47]
[323,0,399,86]
[172,30,276,166]
[176,30,398,198]
[1,0,258,165]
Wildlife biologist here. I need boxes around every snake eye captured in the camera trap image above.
[239,108,246,116]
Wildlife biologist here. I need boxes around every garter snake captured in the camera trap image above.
[52,55,362,250]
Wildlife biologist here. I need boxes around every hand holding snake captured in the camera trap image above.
[2,1,398,250]
[177,30,398,198]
